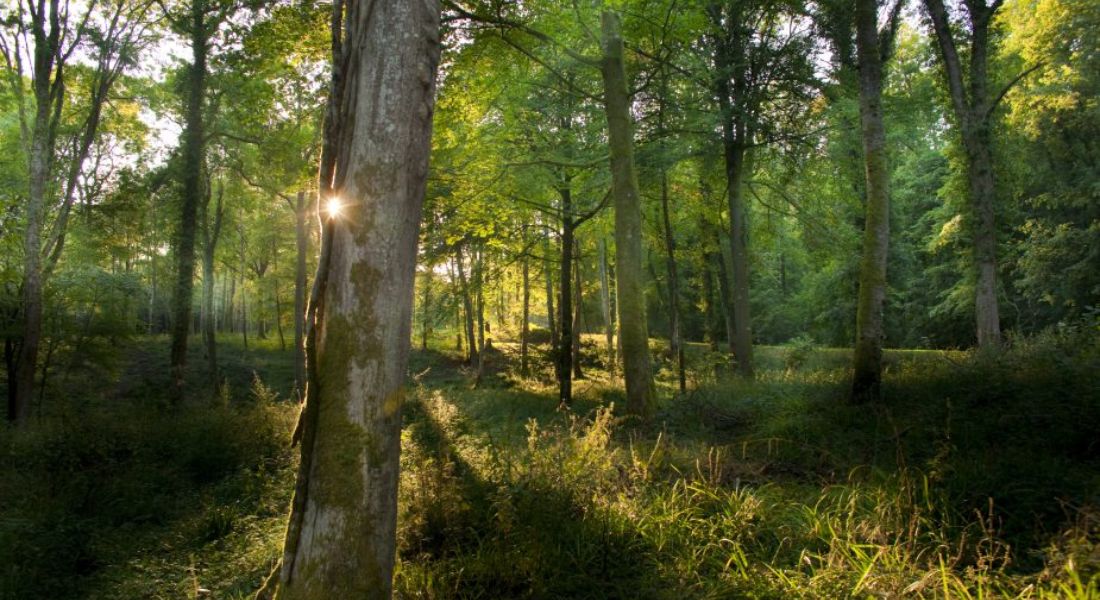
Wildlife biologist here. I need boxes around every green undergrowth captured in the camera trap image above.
[2,331,1098,598]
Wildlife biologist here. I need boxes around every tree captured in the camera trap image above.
[923,0,1022,348]
[705,0,816,377]
[601,10,654,415]
[851,0,904,403]
[266,0,442,597]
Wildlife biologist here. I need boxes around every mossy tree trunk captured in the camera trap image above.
[850,0,893,403]
[170,0,211,404]
[600,10,654,417]
[270,1,441,597]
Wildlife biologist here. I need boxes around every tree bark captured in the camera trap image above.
[271,1,440,597]
[601,11,654,417]
[850,0,892,403]
[169,0,211,404]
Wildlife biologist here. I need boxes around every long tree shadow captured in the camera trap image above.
[399,384,671,599]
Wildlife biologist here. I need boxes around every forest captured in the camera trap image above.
[0,0,1097,597]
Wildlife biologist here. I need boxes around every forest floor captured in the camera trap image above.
[1,331,1098,599]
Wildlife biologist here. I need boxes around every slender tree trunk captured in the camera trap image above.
[275,279,286,351]
[242,294,249,351]
[598,238,616,376]
[294,191,307,396]
[169,0,210,404]
[660,172,686,393]
[456,249,477,366]
[572,238,584,381]
[270,1,440,597]
[475,247,486,384]
[557,188,574,407]
[420,265,433,351]
[521,231,531,375]
[702,249,720,351]
[542,228,558,354]
[851,0,891,403]
[201,183,224,394]
[716,238,735,350]
[601,11,654,417]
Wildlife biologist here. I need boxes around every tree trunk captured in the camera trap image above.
[716,237,735,350]
[475,247,486,384]
[420,264,433,351]
[169,0,210,404]
[601,10,654,417]
[543,227,557,354]
[702,248,720,351]
[598,238,616,376]
[572,238,584,381]
[456,249,477,366]
[201,182,224,394]
[294,191,308,396]
[271,1,440,597]
[660,172,686,393]
[850,0,891,404]
[521,230,531,375]
[557,187,574,407]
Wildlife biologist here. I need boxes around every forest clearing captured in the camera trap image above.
[1,0,1098,598]
[3,332,1098,598]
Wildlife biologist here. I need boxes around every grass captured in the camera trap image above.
[1,329,1097,598]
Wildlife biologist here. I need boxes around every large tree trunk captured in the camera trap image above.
[271,1,440,597]
[601,11,654,417]
[201,183,224,394]
[169,0,210,404]
[924,0,1002,348]
[294,191,308,397]
[850,0,891,404]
